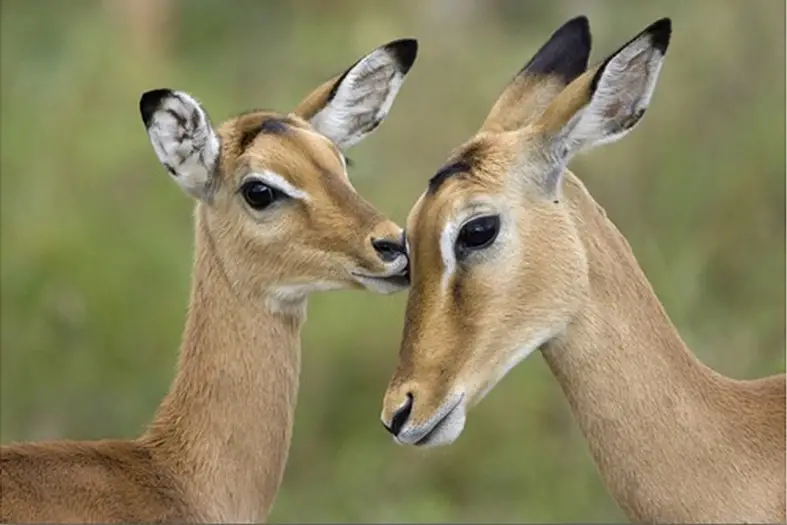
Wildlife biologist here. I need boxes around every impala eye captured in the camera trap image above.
[241,181,285,210]
[455,215,500,259]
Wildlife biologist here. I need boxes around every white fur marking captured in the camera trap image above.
[411,404,466,448]
[249,171,310,201]
[439,219,458,292]
[266,281,346,315]
[438,207,494,292]
[394,392,466,446]
[271,281,346,301]
[352,274,408,295]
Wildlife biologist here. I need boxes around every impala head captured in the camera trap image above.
[381,18,672,446]
[140,39,418,305]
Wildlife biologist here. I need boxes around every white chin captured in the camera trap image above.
[353,275,409,295]
[411,406,467,448]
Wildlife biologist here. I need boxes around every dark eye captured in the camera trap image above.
[455,215,500,258]
[241,181,283,210]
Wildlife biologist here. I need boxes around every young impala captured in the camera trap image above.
[2,38,418,523]
[380,17,785,523]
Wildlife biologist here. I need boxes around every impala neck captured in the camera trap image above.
[142,208,303,523]
[540,173,732,521]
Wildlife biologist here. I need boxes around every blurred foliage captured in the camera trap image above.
[1,0,784,521]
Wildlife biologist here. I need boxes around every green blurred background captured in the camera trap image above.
[1,0,784,521]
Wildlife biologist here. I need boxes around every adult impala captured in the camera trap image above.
[380,17,786,523]
[2,38,417,523]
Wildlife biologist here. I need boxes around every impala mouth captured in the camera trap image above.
[369,273,410,286]
[393,393,466,448]
[351,259,410,293]
[412,405,459,447]
[352,271,409,293]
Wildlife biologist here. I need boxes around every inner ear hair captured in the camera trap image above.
[535,17,672,154]
[139,89,221,202]
[293,38,418,150]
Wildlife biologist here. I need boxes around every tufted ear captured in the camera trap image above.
[293,38,418,150]
[139,89,221,201]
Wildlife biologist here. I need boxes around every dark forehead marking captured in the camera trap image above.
[426,141,488,195]
[427,161,471,194]
[238,115,299,151]
[259,118,290,134]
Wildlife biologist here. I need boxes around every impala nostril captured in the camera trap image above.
[371,237,405,263]
[385,393,414,436]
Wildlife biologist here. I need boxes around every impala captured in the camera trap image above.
[380,17,785,523]
[2,38,418,523]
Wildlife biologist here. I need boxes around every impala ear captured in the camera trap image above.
[480,16,591,133]
[538,18,672,157]
[293,38,418,150]
[529,18,672,194]
[139,89,220,201]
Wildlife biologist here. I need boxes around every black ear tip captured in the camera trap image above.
[565,15,590,33]
[139,88,174,128]
[521,15,592,82]
[557,15,591,44]
[646,17,672,53]
[384,38,419,74]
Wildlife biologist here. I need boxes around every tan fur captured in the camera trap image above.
[383,24,786,523]
[532,67,595,137]
[293,74,342,121]
[2,71,407,521]
[480,74,570,133]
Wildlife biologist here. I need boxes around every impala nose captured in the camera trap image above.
[371,237,406,263]
[382,393,413,436]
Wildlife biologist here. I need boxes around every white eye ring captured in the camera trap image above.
[243,171,310,202]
